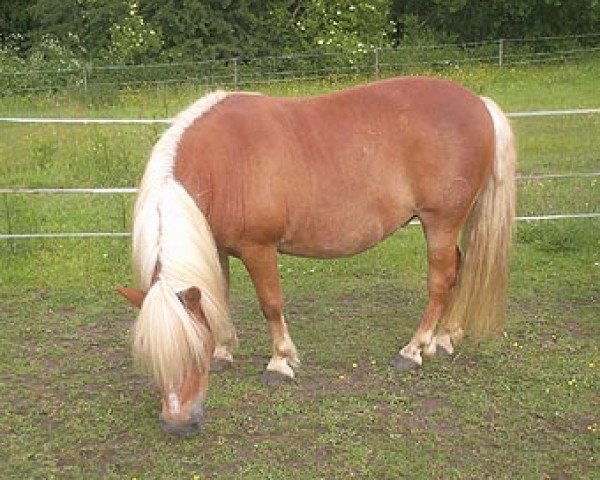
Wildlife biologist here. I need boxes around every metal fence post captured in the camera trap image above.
[498,39,504,66]
[374,48,380,79]
[233,58,239,88]
[83,64,89,91]
[120,194,128,232]
[3,193,16,253]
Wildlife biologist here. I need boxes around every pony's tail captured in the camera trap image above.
[444,97,516,337]
[131,178,237,390]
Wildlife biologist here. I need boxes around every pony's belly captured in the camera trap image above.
[278,237,376,259]
[277,211,413,259]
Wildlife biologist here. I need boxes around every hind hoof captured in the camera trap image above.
[435,344,453,358]
[392,355,421,372]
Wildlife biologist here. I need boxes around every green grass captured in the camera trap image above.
[1,226,599,479]
[1,60,599,479]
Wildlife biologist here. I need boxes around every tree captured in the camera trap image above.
[103,0,162,64]
[3,0,599,66]
[139,0,249,60]
[27,0,128,58]
[138,0,309,60]
[0,0,35,50]
[296,0,395,52]
[390,0,600,44]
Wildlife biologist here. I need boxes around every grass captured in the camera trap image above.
[1,60,599,479]
[1,227,598,479]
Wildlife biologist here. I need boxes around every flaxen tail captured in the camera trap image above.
[444,97,516,337]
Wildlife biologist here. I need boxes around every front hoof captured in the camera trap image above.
[210,357,232,373]
[392,355,421,372]
[262,369,295,386]
[435,344,453,358]
[160,418,202,438]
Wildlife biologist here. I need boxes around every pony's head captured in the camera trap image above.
[118,285,214,437]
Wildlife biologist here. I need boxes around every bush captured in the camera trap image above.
[0,35,84,94]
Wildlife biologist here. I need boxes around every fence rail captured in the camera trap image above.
[2,170,600,197]
[2,215,599,240]
[2,108,600,125]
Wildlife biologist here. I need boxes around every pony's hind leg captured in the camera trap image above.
[394,221,460,371]
[210,253,235,373]
[428,246,464,358]
[240,244,299,384]
[429,325,464,357]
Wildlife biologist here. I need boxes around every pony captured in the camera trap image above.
[117,76,516,436]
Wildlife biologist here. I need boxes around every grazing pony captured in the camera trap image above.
[118,76,516,436]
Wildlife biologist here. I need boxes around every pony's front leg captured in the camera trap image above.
[210,253,235,373]
[240,245,299,384]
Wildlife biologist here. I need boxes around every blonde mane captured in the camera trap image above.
[131,91,237,389]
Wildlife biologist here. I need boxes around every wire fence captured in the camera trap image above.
[2,34,600,94]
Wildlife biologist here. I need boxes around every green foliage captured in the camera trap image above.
[2,0,599,68]
[25,34,82,70]
[0,34,27,72]
[0,33,84,93]
[102,1,162,64]
[137,0,308,60]
[391,0,600,43]
[28,0,125,57]
[296,0,395,52]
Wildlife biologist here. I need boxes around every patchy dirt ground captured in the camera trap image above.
[3,274,598,479]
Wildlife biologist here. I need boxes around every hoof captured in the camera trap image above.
[160,418,202,438]
[210,358,232,373]
[435,344,453,358]
[262,369,294,386]
[392,355,421,372]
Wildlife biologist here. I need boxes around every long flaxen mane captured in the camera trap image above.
[131,91,237,390]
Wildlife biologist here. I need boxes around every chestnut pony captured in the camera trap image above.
[118,76,516,436]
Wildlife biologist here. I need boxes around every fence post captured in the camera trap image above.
[233,58,239,88]
[83,63,89,91]
[498,38,504,67]
[374,48,380,79]
[3,193,16,253]
[120,194,128,233]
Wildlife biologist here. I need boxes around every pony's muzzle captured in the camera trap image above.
[158,400,205,437]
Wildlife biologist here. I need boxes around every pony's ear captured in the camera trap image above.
[116,287,146,309]
[178,286,202,313]
[179,287,212,334]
